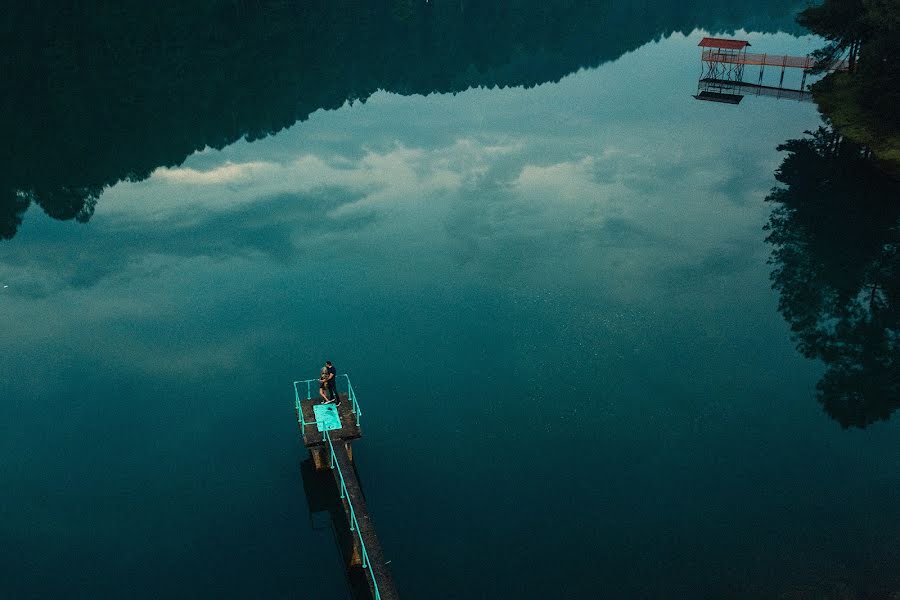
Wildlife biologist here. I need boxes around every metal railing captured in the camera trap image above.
[324,428,381,600]
[343,374,361,427]
[293,373,361,430]
[701,49,850,71]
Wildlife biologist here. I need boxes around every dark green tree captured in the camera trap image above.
[797,0,900,160]
[854,0,900,132]
[797,0,869,72]
[765,126,899,427]
[0,189,30,240]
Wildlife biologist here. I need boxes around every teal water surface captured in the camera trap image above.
[2,3,899,599]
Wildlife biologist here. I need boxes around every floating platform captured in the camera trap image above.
[694,78,813,104]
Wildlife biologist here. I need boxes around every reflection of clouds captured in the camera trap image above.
[0,189,368,297]
[102,140,521,223]
[154,161,277,185]
[9,125,787,298]
[3,30,828,375]
[1,251,280,379]
[657,238,764,295]
[85,138,536,293]
[8,134,781,305]
[105,330,274,378]
[516,157,602,201]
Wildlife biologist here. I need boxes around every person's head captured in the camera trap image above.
[321,366,328,377]
[325,360,333,367]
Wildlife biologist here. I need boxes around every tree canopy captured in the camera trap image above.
[765,125,899,428]
[798,0,900,161]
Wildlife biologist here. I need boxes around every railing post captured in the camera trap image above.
[327,432,334,470]
[293,382,306,430]
[344,374,353,412]
[344,374,362,428]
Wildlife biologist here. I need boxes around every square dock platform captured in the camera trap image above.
[297,392,362,447]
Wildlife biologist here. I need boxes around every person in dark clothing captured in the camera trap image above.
[325,360,339,406]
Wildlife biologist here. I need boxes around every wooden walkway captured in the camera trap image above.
[700,48,850,72]
[295,386,399,599]
[331,442,398,600]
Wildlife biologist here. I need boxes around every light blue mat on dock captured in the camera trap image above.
[313,404,342,432]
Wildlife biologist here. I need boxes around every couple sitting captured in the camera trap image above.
[318,360,340,406]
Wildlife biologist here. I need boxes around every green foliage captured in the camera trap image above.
[0,190,30,241]
[798,0,900,162]
[856,1,900,132]
[812,74,900,167]
[797,0,867,72]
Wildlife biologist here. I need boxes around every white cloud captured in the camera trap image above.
[153,161,278,185]
[515,156,599,197]
[99,138,522,224]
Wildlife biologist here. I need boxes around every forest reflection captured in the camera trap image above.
[0,0,803,239]
[765,126,899,428]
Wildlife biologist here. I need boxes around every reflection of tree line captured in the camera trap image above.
[0,0,803,239]
[798,0,899,167]
[765,125,899,428]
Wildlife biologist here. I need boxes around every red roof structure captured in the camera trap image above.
[698,37,751,50]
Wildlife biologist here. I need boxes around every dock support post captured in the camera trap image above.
[349,537,362,566]
[311,446,328,471]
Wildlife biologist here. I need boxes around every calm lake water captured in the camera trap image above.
[2,3,898,599]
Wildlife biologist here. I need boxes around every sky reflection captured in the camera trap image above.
[2,29,898,600]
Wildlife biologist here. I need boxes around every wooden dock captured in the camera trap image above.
[294,384,399,600]
[694,37,840,106]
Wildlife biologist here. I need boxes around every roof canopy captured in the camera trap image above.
[698,37,751,50]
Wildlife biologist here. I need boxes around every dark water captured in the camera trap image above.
[2,3,898,599]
